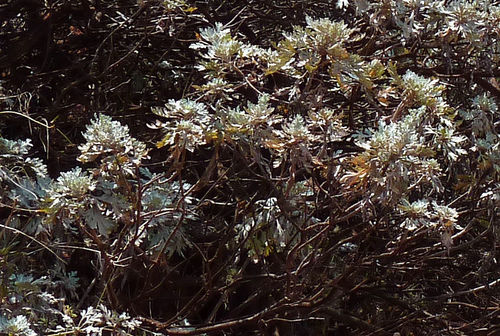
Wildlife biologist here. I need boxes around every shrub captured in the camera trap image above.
[1,0,499,335]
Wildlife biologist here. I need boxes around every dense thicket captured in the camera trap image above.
[1,0,499,335]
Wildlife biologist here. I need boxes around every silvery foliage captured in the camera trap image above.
[396,71,467,162]
[273,16,385,93]
[0,114,195,333]
[78,113,149,176]
[138,176,196,256]
[398,70,447,109]
[43,114,144,235]
[462,94,500,172]
[0,136,49,235]
[221,93,279,140]
[52,304,141,336]
[236,181,316,262]
[0,315,37,336]
[344,70,468,208]
[151,98,212,151]
[308,108,348,142]
[272,16,354,80]
[192,22,243,64]
[221,93,346,156]
[45,115,136,235]
[190,22,271,78]
[351,0,499,46]
[398,199,459,231]
[282,115,312,144]
[8,270,78,303]
[162,0,188,11]
[152,22,281,151]
[344,106,443,205]
[465,94,499,137]
[0,137,46,176]
[45,114,196,255]
[152,16,361,158]
[44,166,117,236]
[0,137,47,196]
[1,270,80,335]
[0,137,70,330]
[167,16,391,259]
[3,2,499,330]
[236,197,287,262]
